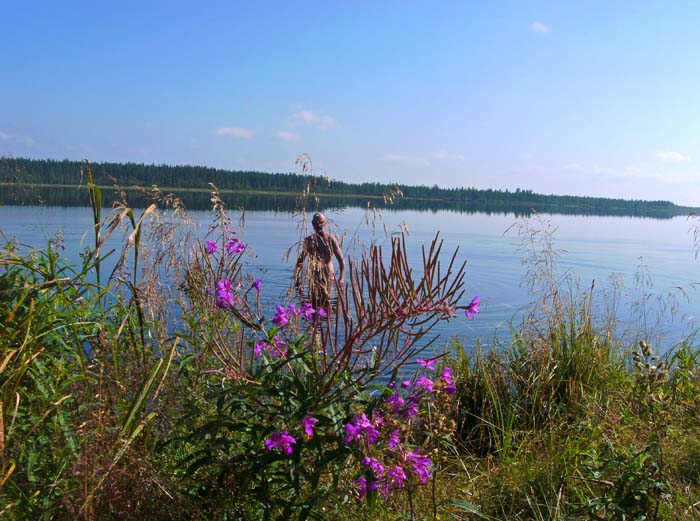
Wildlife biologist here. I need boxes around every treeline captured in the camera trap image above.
[1,156,692,217]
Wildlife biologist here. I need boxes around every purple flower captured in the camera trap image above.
[416,376,434,393]
[362,457,385,477]
[272,305,289,327]
[441,366,454,385]
[352,476,378,499]
[401,380,412,389]
[343,422,362,443]
[343,413,380,444]
[299,302,316,320]
[416,358,436,371]
[264,431,296,455]
[444,384,457,395]
[270,336,287,357]
[215,280,234,308]
[382,465,408,497]
[465,295,481,319]
[226,238,245,255]
[301,415,317,437]
[255,335,287,359]
[254,341,265,359]
[205,240,218,254]
[388,429,402,449]
[315,308,327,319]
[386,393,406,414]
[402,395,420,420]
[405,449,432,484]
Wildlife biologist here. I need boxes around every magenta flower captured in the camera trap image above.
[301,415,317,437]
[215,280,234,308]
[352,476,378,499]
[416,376,434,393]
[255,336,287,359]
[253,279,262,291]
[362,457,385,477]
[405,450,432,484]
[402,395,420,420]
[382,465,408,496]
[343,413,380,444]
[388,429,402,449]
[343,422,362,443]
[386,393,405,414]
[416,358,436,371]
[264,431,297,455]
[315,308,327,319]
[205,240,218,254]
[444,384,457,395]
[270,336,287,358]
[226,238,245,255]
[465,295,481,319]
[441,366,454,385]
[272,305,289,326]
[254,341,265,359]
[299,303,316,320]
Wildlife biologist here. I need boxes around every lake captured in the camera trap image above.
[2,204,699,354]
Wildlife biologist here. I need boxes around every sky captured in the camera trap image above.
[2,1,700,206]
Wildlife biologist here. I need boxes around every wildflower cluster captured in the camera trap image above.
[343,358,457,499]
[215,280,235,309]
[205,236,246,256]
[264,414,317,454]
[272,302,326,326]
[254,335,287,359]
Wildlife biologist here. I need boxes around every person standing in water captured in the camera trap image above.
[294,212,345,311]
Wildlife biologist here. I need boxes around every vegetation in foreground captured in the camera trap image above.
[1,165,699,519]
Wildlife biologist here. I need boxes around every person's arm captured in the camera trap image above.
[294,242,307,288]
[332,236,345,284]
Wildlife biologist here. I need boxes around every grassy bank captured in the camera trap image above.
[1,173,699,519]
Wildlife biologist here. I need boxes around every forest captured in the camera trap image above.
[0,156,693,217]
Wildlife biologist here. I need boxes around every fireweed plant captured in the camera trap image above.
[170,187,479,519]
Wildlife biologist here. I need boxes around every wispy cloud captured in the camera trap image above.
[0,131,34,146]
[275,130,300,142]
[379,153,430,166]
[215,127,253,139]
[531,21,550,34]
[432,150,466,161]
[289,110,335,130]
[656,151,690,162]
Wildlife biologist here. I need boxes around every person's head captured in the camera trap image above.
[312,212,326,232]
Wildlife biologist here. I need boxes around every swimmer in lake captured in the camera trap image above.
[294,212,345,311]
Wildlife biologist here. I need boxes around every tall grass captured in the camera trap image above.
[446,214,700,520]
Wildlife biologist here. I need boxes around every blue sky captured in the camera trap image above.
[2,1,700,205]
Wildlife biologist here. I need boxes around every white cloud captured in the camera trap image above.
[656,151,690,162]
[379,153,430,166]
[531,21,550,34]
[432,150,466,161]
[380,153,411,162]
[275,130,300,142]
[289,110,335,130]
[0,131,8,140]
[215,127,253,139]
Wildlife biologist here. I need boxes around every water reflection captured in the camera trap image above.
[0,184,685,219]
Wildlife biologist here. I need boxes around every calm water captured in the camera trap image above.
[2,205,699,353]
